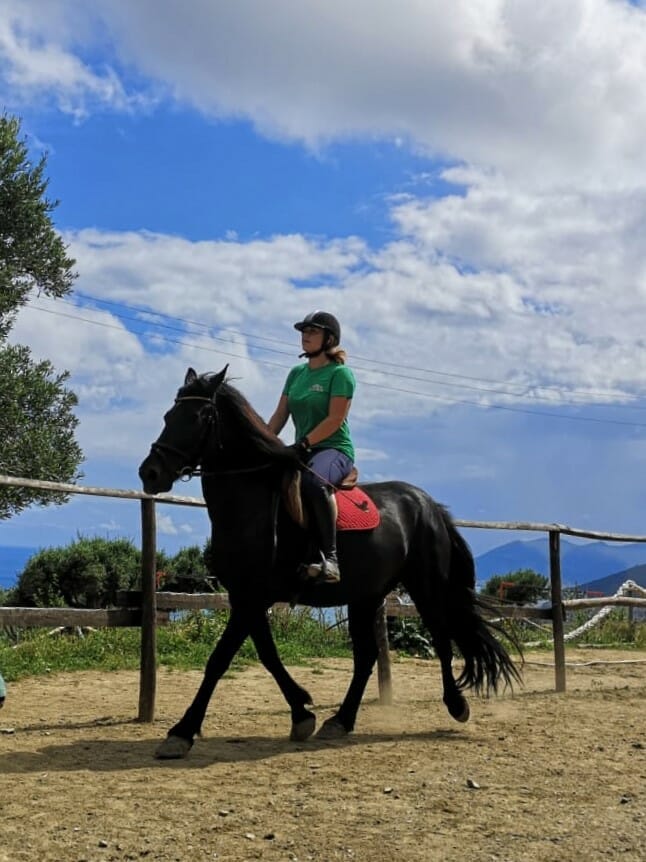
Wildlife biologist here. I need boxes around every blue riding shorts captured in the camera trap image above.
[302,448,354,492]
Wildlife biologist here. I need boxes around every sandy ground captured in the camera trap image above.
[0,649,645,862]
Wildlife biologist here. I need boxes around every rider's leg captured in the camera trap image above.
[305,482,340,582]
[301,449,353,584]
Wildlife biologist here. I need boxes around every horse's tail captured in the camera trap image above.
[441,509,522,694]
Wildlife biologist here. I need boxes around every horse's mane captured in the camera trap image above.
[217,381,288,458]
[216,380,305,525]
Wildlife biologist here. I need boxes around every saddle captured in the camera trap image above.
[282,465,380,532]
[335,485,380,531]
[337,465,359,490]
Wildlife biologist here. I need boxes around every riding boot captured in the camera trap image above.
[304,486,340,584]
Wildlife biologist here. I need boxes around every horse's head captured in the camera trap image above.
[138,365,228,495]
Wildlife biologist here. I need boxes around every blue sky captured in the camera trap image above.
[3,0,646,559]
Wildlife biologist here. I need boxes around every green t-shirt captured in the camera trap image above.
[283,363,356,460]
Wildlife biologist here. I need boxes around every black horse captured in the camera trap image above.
[139,367,521,759]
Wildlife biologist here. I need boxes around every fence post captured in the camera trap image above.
[549,529,566,692]
[375,600,393,705]
[138,497,157,722]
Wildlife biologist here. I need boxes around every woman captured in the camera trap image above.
[268,311,356,584]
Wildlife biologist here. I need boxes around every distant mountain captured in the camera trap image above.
[475,538,550,582]
[475,538,646,588]
[579,564,646,596]
[0,546,39,591]
[561,542,646,587]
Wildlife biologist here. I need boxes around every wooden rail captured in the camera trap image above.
[4,593,640,627]
[563,596,646,610]
[2,474,646,719]
[0,607,143,627]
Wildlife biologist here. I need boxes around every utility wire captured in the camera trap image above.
[69,291,637,406]
[24,303,646,428]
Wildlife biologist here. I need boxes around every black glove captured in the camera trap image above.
[286,436,312,463]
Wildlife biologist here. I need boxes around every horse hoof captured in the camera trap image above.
[290,713,316,742]
[450,701,470,723]
[155,734,193,759]
[316,717,349,740]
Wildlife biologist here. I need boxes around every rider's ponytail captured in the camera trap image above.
[325,345,347,365]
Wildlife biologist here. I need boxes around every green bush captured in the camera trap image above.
[571,610,646,647]
[482,569,549,605]
[158,544,213,593]
[0,609,351,682]
[13,537,141,608]
[387,617,435,658]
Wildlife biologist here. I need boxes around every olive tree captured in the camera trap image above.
[0,114,83,518]
[482,569,549,605]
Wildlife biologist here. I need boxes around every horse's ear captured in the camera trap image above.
[185,368,198,385]
[213,364,229,389]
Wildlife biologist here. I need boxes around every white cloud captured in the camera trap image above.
[0,0,152,117]
[388,171,646,395]
[4,2,646,187]
[355,448,389,462]
[152,513,195,538]
[17,0,638,189]
[11,175,646,477]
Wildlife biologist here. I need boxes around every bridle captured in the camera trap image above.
[150,395,220,481]
[150,394,272,480]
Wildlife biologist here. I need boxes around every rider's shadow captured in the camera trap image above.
[0,727,471,774]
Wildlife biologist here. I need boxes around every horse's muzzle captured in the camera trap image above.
[138,451,173,495]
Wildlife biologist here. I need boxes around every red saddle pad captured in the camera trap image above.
[336,487,380,531]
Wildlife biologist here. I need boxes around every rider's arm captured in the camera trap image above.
[305,396,352,447]
[267,394,290,435]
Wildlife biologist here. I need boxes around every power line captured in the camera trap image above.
[59,297,597,403]
[69,291,638,406]
[24,303,646,428]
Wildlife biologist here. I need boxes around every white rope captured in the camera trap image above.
[524,580,644,647]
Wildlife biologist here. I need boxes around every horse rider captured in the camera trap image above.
[268,311,356,583]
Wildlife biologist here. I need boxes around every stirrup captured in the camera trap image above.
[302,552,341,584]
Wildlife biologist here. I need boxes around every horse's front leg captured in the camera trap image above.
[249,609,316,742]
[155,608,250,759]
[317,598,381,740]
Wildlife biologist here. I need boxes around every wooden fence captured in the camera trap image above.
[1,474,645,722]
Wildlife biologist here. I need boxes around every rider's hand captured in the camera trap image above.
[285,437,312,463]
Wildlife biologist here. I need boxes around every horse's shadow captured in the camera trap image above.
[1,727,470,775]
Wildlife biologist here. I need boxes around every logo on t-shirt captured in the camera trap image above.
[310,384,325,392]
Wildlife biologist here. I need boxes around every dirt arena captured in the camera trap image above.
[1,649,644,862]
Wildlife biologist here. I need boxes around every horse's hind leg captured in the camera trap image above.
[317,598,381,739]
[249,611,316,741]
[403,573,470,724]
[430,619,470,722]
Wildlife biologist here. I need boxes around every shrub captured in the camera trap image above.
[387,617,435,658]
[158,544,212,593]
[13,537,142,608]
[482,569,549,605]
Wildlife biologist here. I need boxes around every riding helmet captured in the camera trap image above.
[293,311,341,345]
